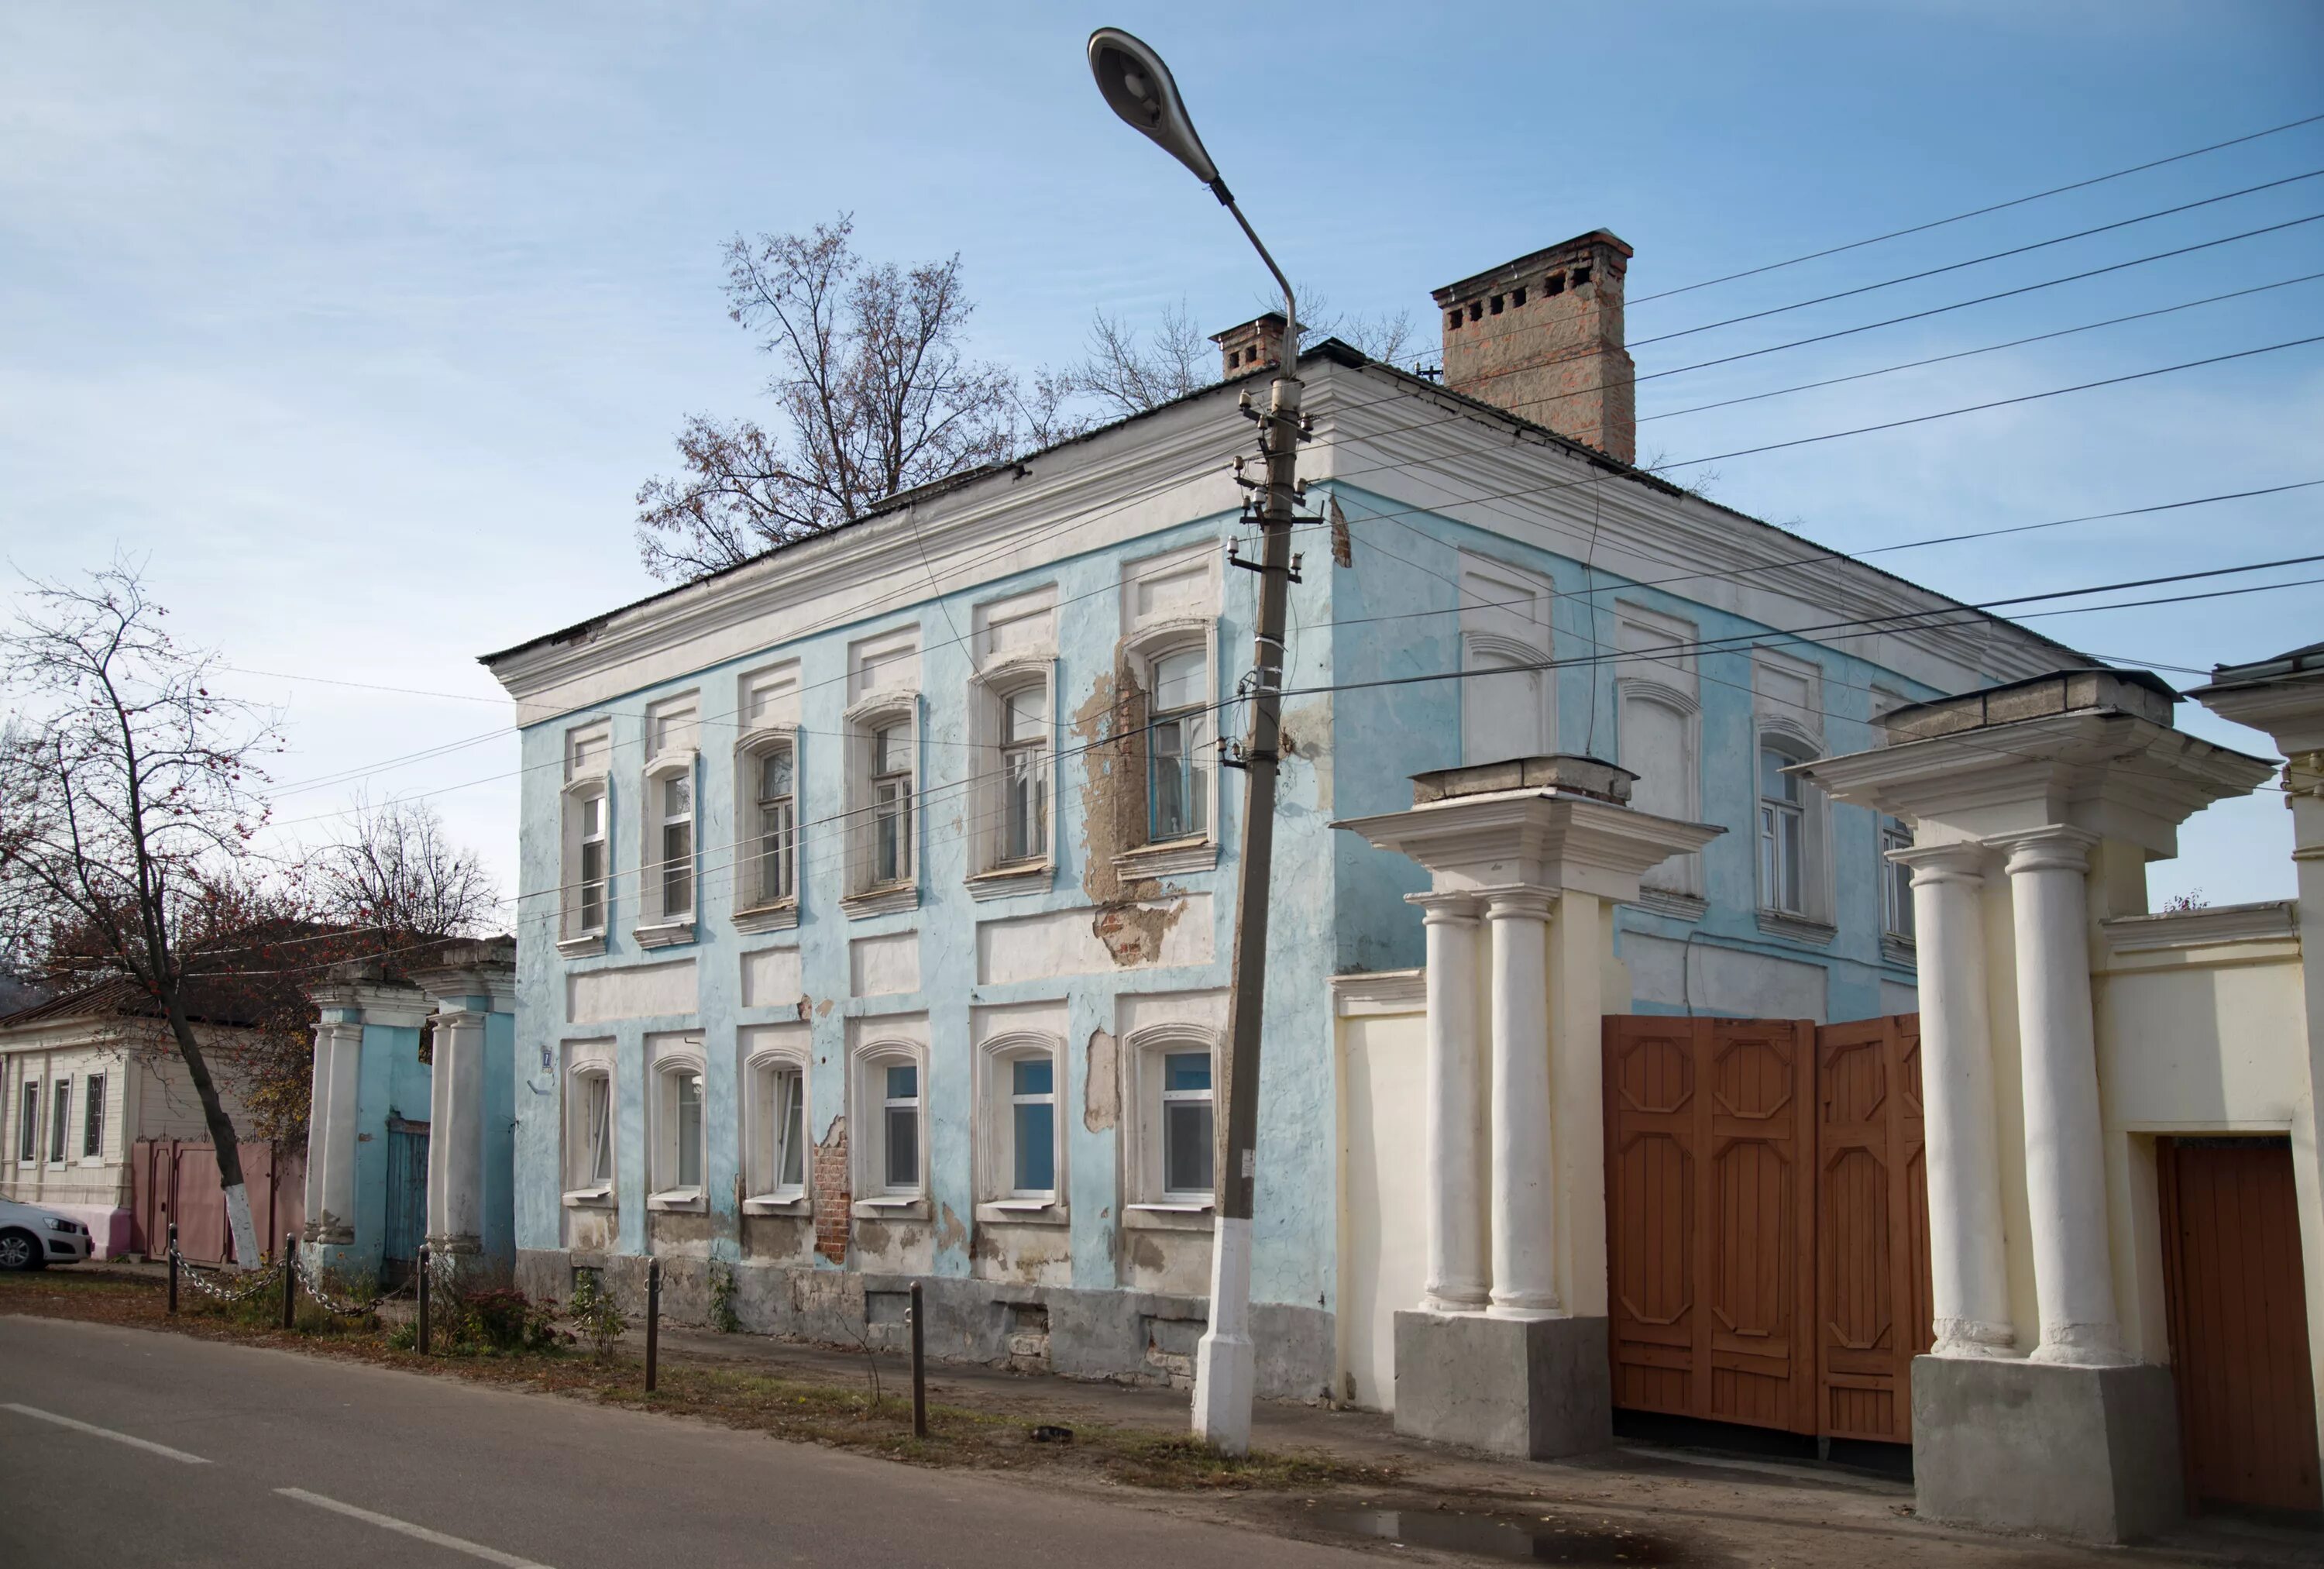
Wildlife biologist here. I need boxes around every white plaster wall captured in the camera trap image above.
[566,958,698,1024]
[1335,1005,1428,1412]
[738,946,803,1011]
[975,897,1214,987]
[1622,932,1831,1021]
[849,932,922,998]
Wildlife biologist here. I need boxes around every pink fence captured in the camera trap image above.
[129,1140,305,1264]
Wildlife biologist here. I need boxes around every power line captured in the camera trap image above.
[1628,110,2324,306]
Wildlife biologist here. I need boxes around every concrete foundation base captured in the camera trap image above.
[1391,1310,1611,1459]
[1913,1354,2183,1543]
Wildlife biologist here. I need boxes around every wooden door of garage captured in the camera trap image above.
[2157,1136,2322,1516]
[1604,1016,1818,1433]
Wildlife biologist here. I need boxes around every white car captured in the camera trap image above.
[0,1197,92,1271]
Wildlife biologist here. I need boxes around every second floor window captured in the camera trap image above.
[1881,817,1916,941]
[755,749,796,906]
[999,685,1048,865]
[871,722,912,886]
[1759,746,1806,915]
[577,793,608,934]
[658,773,694,919]
[1148,649,1209,843]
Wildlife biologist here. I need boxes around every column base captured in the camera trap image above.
[1913,1354,2182,1543]
[1392,1310,1609,1459]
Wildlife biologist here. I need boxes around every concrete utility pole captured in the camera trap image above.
[1087,26,1300,1454]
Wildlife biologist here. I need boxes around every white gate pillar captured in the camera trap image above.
[309,1020,363,1245]
[1410,892,1488,1313]
[425,1007,487,1259]
[1896,844,2013,1357]
[1485,889,1559,1320]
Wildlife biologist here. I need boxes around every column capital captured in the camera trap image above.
[1404,890,1481,924]
[1480,888,1558,922]
[1893,841,1989,887]
[431,1006,490,1033]
[1994,824,2101,876]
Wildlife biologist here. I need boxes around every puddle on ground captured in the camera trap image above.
[1309,1506,1705,1565]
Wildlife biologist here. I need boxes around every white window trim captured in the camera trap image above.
[973,1031,1066,1225]
[646,1037,707,1210]
[741,1034,812,1215]
[1118,618,1221,872]
[849,1037,928,1218]
[562,1042,617,1207]
[1879,815,1918,961]
[968,655,1058,896]
[78,1071,106,1165]
[636,750,700,945]
[15,1079,37,1167]
[47,1073,71,1167]
[1618,676,1705,911]
[734,724,802,931]
[1121,1024,1218,1231]
[558,776,611,957]
[1760,725,1836,941]
[844,695,921,917]
[1460,629,1557,766]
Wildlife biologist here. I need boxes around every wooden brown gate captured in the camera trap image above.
[2157,1136,2323,1516]
[1605,1013,1931,1444]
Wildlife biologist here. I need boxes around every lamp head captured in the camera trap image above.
[1087,27,1221,188]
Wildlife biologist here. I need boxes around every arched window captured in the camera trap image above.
[1461,633,1553,765]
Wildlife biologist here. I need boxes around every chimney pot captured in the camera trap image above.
[1431,230,1635,463]
[1210,312,1287,381]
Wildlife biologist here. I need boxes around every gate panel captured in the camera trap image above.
[1607,1018,1699,1416]
[381,1118,428,1285]
[2157,1136,2322,1516]
[1813,1014,1930,1443]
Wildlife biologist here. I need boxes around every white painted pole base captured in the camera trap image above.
[221,1182,261,1270]
[1191,1215,1257,1457]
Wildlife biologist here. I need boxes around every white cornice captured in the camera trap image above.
[2102,900,2297,955]
[1334,788,1724,903]
[1329,969,1428,1017]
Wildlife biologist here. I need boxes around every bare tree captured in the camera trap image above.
[1060,294,1421,419]
[0,562,282,1265]
[636,215,1079,583]
[315,793,500,941]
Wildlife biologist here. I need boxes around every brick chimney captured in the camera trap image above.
[1432,231,1635,464]
[1212,312,1287,380]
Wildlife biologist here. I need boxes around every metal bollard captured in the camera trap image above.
[416,1244,431,1354]
[280,1234,297,1330]
[167,1223,178,1315]
[909,1281,927,1439]
[645,1258,661,1393]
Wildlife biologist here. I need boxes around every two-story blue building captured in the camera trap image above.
[477,230,2085,1399]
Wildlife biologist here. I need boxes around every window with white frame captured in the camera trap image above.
[978,1036,1063,1208]
[851,1040,927,1202]
[1880,817,1916,942]
[1160,1050,1214,1200]
[867,717,913,888]
[49,1075,70,1164]
[1755,735,1835,927]
[561,721,612,946]
[562,1041,615,1201]
[655,769,695,920]
[18,1080,37,1163]
[1147,645,1210,844]
[641,697,700,933]
[1123,1027,1219,1209]
[81,1072,105,1160]
[741,1027,810,1206]
[648,1038,706,1205]
[752,745,797,907]
[996,681,1050,867]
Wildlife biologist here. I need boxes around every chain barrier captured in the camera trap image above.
[288,1244,419,1317]
[166,1242,286,1305]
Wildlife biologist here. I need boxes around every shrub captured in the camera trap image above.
[464,1287,560,1353]
[567,1269,627,1359]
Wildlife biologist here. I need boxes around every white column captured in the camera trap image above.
[1486,889,1562,1320]
[1903,845,2015,1357]
[301,1024,334,1241]
[315,1022,362,1244]
[2004,829,2126,1366]
[425,1009,486,1255]
[1411,893,1487,1312]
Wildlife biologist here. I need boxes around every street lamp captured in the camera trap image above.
[1088,25,1304,1457]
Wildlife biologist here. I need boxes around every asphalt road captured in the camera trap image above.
[0,1316,1380,1568]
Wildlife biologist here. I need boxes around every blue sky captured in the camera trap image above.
[3,1,2319,911]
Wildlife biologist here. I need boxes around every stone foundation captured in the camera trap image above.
[1391,1310,1611,1458]
[1912,1355,2184,1543]
[515,1247,1335,1401]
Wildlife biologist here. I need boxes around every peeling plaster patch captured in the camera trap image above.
[1084,1028,1119,1133]
[978,898,1212,984]
[812,1114,849,1263]
[1071,667,1136,906]
[1094,900,1182,968]
[814,997,834,1017]
[936,1203,969,1253]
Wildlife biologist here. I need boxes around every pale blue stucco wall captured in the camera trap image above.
[315,1012,428,1283]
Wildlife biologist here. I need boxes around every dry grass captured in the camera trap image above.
[0,1265,1396,1495]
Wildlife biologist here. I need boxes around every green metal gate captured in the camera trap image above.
[382,1117,428,1286]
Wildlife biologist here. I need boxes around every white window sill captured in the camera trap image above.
[634,919,697,949]
[733,901,800,934]
[646,1188,706,1212]
[851,1196,930,1222]
[1636,887,1708,922]
[741,1192,810,1216]
[1124,1201,1216,1233]
[966,862,1052,901]
[1755,908,1837,946]
[562,1186,615,1209]
[842,883,920,920]
[557,932,607,958]
[1882,932,1917,966]
[976,1199,1067,1227]
[1113,838,1219,879]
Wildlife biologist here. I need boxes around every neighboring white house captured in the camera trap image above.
[0,981,261,1258]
